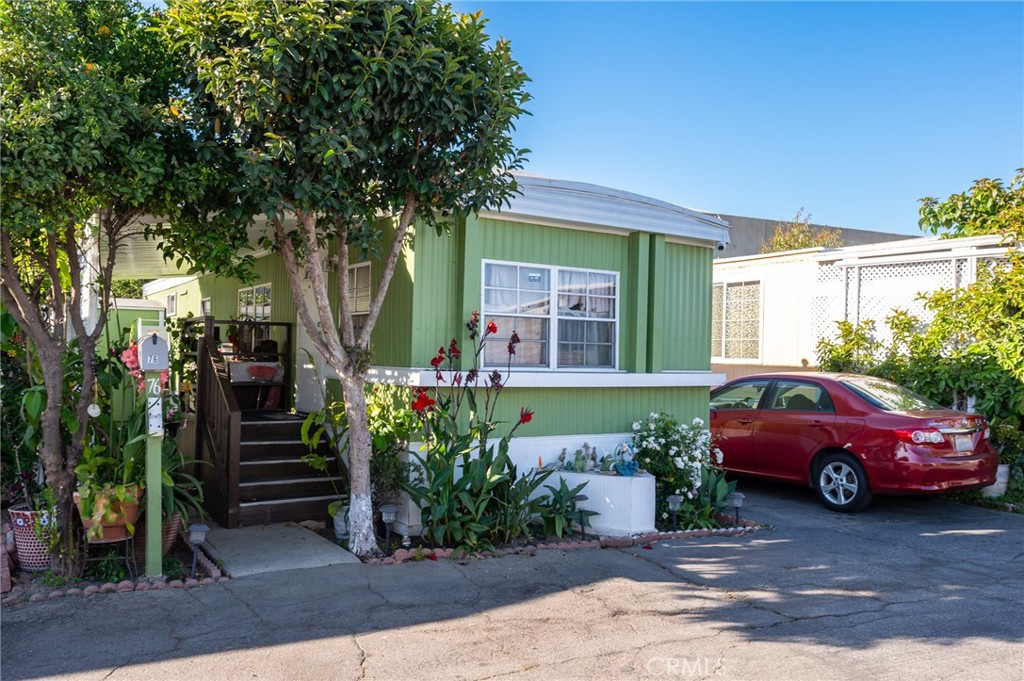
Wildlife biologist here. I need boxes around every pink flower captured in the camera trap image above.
[121,343,139,370]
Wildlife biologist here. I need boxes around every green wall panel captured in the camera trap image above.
[483,386,710,438]
[661,243,712,371]
[409,220,461,366]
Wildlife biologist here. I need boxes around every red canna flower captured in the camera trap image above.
[467,311,480,338]
[452,372,462,386]
[448,338,461,359]
[486,319,498,335]
[430,354,444,369]
[519,407,534,425]
[411,388,435,413]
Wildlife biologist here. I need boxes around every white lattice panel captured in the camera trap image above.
[856,261,953,343]
[812,263,845,345]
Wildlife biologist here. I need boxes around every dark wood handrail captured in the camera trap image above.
[197,335,242,528]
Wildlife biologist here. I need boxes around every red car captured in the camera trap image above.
[710,373,998,512]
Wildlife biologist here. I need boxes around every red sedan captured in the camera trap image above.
[710,373,998,512]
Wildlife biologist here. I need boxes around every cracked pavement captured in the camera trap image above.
[2,479,1022,680]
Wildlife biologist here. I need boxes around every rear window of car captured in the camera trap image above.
[839,376,943,412]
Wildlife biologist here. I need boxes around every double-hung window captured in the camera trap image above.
[711,281,760,360]
[482,261,618,369]
[347,263,371,338]
[237,282,272,343]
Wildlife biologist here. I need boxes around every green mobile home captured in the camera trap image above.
[143,174,731,530]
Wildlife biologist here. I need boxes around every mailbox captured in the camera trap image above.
[139,332,169,372]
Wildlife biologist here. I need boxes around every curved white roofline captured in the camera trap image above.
[481,173,731,246]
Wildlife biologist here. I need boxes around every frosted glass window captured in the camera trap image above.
[711,281,760,359]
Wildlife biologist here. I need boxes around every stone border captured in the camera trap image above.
[370,523,764,565]
[0,523,227,608]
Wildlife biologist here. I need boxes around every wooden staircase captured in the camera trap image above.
[235,413,344,527]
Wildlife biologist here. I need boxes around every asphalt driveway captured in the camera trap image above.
[2,480,1021,680]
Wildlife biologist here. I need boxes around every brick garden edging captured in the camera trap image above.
[0,521,228,608]
[369,523,763,565]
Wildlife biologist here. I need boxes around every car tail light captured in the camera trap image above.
[895,428,945,445]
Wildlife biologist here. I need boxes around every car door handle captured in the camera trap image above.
[737,418,753,425]
[809,421,827,428]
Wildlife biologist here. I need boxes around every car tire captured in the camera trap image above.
[814,452,872,512]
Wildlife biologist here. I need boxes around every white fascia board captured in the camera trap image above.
[142,275,198,296]
[486,175,731,245]
[365,366,724,389]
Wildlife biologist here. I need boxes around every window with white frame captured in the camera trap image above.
[237,283,272,321]
[482,261,618,369]
[166,293,176,317]
[237,283,272,345]
[711,281,760,360]
[347,263,371,338]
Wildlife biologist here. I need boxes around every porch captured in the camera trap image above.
[176,318,343,529]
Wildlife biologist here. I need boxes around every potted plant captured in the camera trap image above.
[134,436,206,560]
[6,470,58,571]
[983,422,1023,498]
[300,398,350,539]
[74,341,150,541]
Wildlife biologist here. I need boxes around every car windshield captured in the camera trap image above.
[840,376,943,412]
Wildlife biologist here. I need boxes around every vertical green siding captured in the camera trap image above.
[661,243,712,371]
[331,218,416,368]
[626,233,650,372]
[409,219,462,366]
[488,387,709,437]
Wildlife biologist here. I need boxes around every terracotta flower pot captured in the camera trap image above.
[74,485,141,542]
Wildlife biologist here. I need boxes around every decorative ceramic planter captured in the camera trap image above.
[981,464,1011,498]
[8,506,53,571]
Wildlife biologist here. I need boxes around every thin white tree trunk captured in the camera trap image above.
[341,373,377,555]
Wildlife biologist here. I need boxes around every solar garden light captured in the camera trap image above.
[666,495,683,531]
[573,494,589,540]
[188,523,209,578]
[379,504,399,555]
[726,492,746,527]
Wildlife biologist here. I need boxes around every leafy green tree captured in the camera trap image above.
[0,0,242,572]
[918,169,1024,238]
[819,171,1024,427]
[761,209,843,253]
[160,0,530,556]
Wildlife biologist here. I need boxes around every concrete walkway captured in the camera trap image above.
[2,481,1022,681]
[202,522,360,577]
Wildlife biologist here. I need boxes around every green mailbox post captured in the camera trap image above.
[138,326,168,577]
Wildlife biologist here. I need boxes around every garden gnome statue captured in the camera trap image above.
[558,448,567,470]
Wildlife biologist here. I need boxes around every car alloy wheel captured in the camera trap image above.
[814,452,872,512]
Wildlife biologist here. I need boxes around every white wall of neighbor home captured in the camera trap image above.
[713,251,822,371]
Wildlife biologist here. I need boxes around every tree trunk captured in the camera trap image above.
[341,372,379,556]
[36,347,79,575]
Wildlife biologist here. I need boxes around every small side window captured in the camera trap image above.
[710,380,771,410]
[767,380,834,412]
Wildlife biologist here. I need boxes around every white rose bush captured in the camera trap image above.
[630,412,735,529]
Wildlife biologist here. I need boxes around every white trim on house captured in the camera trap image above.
[484,173,731,246]
[365,365,725,389]
[142,275,198,296]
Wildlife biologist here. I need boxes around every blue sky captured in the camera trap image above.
[453,2,1023,235]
